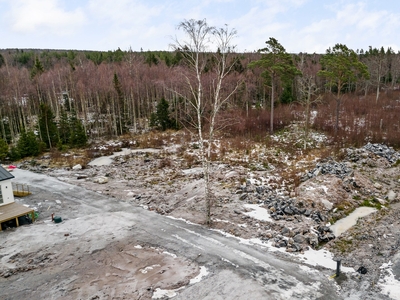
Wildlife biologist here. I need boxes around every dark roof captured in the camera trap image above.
[0,165,14,182]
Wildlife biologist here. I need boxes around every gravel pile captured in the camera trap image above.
[363,142,400,164]
[302,159,353,181]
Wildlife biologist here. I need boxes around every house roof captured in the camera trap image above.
[0,165,14,182]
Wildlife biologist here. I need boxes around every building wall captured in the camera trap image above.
[0,180,15,206]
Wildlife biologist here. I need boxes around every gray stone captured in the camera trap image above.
[293,234,306,244]
[302,159,354,181]
[283,206,294,215]
[281,227,291,237]
[292,243,302,252]
[319,233,335,242]
[277,240,287,248]
[305,233,319,247]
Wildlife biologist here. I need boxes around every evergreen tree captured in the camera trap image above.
[318,44,370,135]
[8,147,21,161]
[69,112,87,147]
[150,98,176,131]
[38,103,59,148]
[30,57,44,79]
[280,80,295,104]
[0,53,5,68]
[112,73,128,135]
[0,118,12,143]
[145,51,159,66]
[249,38,300,134]
[58,109,70,145]
[0,138,8,162]
[17,130,40,158]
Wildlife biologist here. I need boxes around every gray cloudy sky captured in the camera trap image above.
[1,0,399,53]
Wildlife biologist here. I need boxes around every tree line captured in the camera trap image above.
[0,35,400,160]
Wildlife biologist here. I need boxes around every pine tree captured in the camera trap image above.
[150,98,177,131]
[249,38,300,134]
[0,138,8,162]
[318,44,370,135]
[58,109,70,145]
[0,53,5,68]
[30,57,44,79]
[38,103,59,148]
[112,73,128,135]
[69,112,87,147]
[17,130,40,158]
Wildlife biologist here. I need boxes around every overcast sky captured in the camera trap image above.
[1,0,399,53]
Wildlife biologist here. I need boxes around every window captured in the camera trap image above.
[0,186,3,204]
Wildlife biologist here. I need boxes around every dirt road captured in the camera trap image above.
[0,169,341,299]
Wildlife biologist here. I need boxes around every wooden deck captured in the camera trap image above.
[0,202,35,231]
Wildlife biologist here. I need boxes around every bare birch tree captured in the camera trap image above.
[295,53,322,146]
[362,47,389,102]
[171,19,241,225]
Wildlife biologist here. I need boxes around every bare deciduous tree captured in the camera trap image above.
[171,19,241,225]
[296,53,322,146]
[362,47,389,102]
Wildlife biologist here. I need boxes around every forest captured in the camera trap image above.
[0,40,400,161]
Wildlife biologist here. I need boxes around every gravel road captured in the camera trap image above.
[0,169,341,299]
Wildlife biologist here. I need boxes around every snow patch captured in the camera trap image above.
[189,266,209,284]
[163,251,177,258]
[243,204,273,222]
[378,261,400,300]
[152,287,185,299]
[298,248,354,273]
[140,264,161,274]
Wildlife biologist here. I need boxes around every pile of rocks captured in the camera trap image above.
[271,225,335,252]
[262,196,328,224]
[363,142,400,164]
[301,159,353,181]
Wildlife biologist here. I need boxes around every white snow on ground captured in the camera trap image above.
[88,148,161,166]
[330,207,377,237]
[221,257,239,268]
[166,216,198,226]
[189,266,209,284]
[298,264,319,274]
[298,248,354,273]
[243,204,274,222]
[163,251,177,258]
[152,266,208,299]
[140,264,161,274]
[152,286,185,299]
[212,227,355,274]
[182,167,203,175]
[378,262,400,300]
